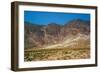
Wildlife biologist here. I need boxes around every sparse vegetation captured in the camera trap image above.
[24,48,90,61]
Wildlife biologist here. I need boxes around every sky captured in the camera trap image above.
[24,11,90,25]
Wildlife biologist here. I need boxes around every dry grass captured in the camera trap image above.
[24,48,90,61]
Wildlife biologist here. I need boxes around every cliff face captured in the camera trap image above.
[24,19,90,49]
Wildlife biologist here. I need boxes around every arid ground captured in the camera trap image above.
[24,48,90,61]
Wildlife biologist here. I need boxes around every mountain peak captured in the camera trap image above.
[47,23,61,26]
[67,19,90,25]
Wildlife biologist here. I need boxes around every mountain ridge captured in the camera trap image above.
[24,19,90,49]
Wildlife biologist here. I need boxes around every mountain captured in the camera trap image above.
[61,19,90,36]
[24,19,90,49]
[24,22,45,49]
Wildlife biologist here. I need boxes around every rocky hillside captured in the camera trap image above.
[24,19,90,49]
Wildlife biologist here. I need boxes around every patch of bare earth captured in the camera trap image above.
[24,48,90,61]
